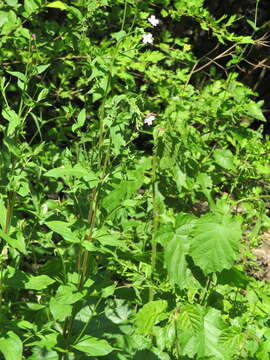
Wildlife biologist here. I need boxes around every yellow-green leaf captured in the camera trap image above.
[46,1,67,10]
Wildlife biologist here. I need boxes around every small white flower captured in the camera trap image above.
[142,33,153,44]
[144,113,156,126]
[148,15,159,27]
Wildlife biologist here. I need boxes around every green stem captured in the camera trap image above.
[0,191,15,310]
[149,150,158,302]
[231,195,270,210]
[121,0,128,32]
[61,4,130,353]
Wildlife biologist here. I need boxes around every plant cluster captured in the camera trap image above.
[0,0,270,359]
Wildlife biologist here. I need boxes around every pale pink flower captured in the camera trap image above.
[31,33,36,39]
[148,15,159,27]
[144,113,156,126]
[142,33,153,44]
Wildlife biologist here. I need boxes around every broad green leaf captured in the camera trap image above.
[105,298,132,324]
[213,149,235,170]
[219,327,247,359]
[0,229,26,254]
[101,157,151,214]
[256,164,270,176]
[72,108,86,132]
[93,228,123,247]
[0,331,22,360]
[46,1,67,10]
[4,266,28,289]
[49,298,72,321]
[44,165,96,181]
[155,224,174,246]
[197,308,225,359]
[217,267,249,288]
[53,284,85,305]
[72,336,113,356]
[135,300,167,335]
[177,305,203,334]
[189,214,241,274]
[49,285,85,321]
[177,306,226,359]
[5,0,18,6]
[0,10,18,34]
[24,0,40,15]
[143,51,166,63]
[28,347,58,360]
[175,213,197,235]
[25,274,55,290]
[197,172,212,191]
[2,108,21,136]
[245,101,266,122]
[164,235,189,289]
[45,221,78,243]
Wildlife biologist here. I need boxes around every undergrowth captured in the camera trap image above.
[0,0,270,359]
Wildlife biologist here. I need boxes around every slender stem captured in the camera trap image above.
[149,150,158,302]
[231,195,270,209]
[254,0,260,28]
[62,10,130,357]
[121,0,128,32]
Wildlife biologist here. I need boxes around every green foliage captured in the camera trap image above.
[0,0,269,359]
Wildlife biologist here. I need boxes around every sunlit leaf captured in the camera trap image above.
[46,1,67,10]
[72,336,113,356]
[135,300,167,334]
[189,214,241,274]
[213,149,235,170]
[0,331,22,360]
[45,221,78,243]
[25,275,55,290]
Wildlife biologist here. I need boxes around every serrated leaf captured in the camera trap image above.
[72,336,113,356]
[164,236,189,289]
[25,274,55,290]
[219,327,247,359]
[0,331,22,360]
[143,51,166,63]
[213,149,235,170]
[245,101,266,122]
[177,305,203,333]
[189,214,241,274]
[177,306,226,359]
[45,221,78,243]
[105,298,132,324]
[135,300,167,335]
[46,1,67,10]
